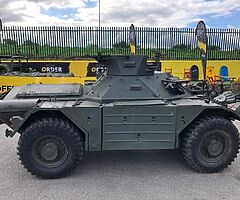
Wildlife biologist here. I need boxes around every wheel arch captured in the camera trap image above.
[177,107,240,147]
[200,108,240,121]
[18,110,89,150]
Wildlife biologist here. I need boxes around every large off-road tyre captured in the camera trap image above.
[181,116,240,173]
[17,117,83,179]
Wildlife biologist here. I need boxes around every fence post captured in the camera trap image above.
[0,25,239,60]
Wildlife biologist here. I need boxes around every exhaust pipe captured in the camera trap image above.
[0,99,38,112]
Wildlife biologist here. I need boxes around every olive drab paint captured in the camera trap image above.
[0,55,239,178]
[0,55,239,145]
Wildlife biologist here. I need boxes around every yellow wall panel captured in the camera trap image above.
[1,59,240,94]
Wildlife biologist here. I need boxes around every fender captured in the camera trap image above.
[174,104,240,148]
[177,105,240,134]
[10,108,87,131]
[7,106,101,151]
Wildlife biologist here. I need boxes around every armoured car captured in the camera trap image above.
[0,55,239,178]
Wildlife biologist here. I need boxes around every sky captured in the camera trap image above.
[0,0,240,28]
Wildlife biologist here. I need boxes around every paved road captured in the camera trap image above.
[0,122,240,200]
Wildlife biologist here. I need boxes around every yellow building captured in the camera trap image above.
[162,60,240,81]
[1,59,240,94]
[0,60,96,93]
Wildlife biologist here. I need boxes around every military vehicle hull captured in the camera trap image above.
[2,98,239,151]
[0,55,239,178]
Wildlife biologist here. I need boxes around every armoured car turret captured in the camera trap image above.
[0,55,239,179]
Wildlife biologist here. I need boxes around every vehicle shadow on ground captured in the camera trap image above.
[73,149,190,177]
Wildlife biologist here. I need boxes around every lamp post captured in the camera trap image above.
[0,19,2,31]
[99,0,101,28]
[0,19,2,50]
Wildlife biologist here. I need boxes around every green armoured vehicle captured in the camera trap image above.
[0,55,239,179]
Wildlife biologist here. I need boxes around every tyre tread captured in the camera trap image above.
[181,116,240,173]
[17,117,83,179]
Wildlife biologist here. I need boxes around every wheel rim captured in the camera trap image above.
[32,135,68,168]
[199,130,230,163]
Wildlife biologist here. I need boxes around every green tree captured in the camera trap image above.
[172,44,191,50]
[3,39,17,45]
[86,44,98,49]
[24,40,37,46]
[85,44,98,54]
[113,41,128,49]
[208,45,220,51]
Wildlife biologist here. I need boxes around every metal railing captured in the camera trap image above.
[0,26,240,60]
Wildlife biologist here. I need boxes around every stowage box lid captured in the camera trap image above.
[16,84,83,98]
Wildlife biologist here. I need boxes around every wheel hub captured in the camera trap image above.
[207,140,223,156]
[40,143,58,161]
[33,136,68,168]
[199,130,229,162]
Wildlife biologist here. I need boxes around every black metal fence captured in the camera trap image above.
[0,26,240,60]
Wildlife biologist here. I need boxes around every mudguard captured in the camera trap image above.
[3,100,102,151]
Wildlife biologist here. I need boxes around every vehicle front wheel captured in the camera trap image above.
[181,116,240,173]
[17,117,83,179]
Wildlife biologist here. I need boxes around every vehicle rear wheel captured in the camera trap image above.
[17,117,83,179]
[181,116,240,173]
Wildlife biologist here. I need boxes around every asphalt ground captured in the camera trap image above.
[0,122,240,200]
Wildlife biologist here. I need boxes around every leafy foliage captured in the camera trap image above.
[24,40,38,46]
[113,41,128,49]
[208,45,220,51]
[3,39,17,45]
[172,44,191,50]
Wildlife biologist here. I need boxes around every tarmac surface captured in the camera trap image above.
[0,122,240,200]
